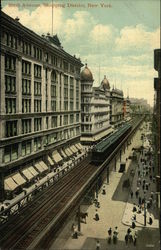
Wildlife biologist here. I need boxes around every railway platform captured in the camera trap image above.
[50,127,160,250]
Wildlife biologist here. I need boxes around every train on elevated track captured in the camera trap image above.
[92,123,132,165]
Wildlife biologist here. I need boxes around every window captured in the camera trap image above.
[51,116,57,128]
[70,101,73,111]
[70,64,74,73]
[64,115,68,125]
[50,133,58,143]
[51,70,57,82]
[63,61,68,71]
[34,118,42,131]
[22,60,31,75]
[22,79,31,95]
[22,41,31,55]
[64,101,68,111]
[22,119,31,134]
[64,88,68,98]
[5,98,16,114]
[22,140,32,156]
[70,114,74,124]
[76,101,79,110]
[34,64,41,78]
[5,33,17,49]
[51,55,58,66]
[76,114,79,122]
[33,46,42,60]
[46,117,49,129]
[6,120,17,137]
[4,144,18,163]
[5,75,16,93]
[51,85,56,97]
[34,81,41,96]
[34,99,41,112]
[76,126,80,135]
[34,137,42,151]
[5,55,16,71]
[22,99,31,113]
[51,100,56,111]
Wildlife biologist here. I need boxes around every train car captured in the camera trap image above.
[92,123,132,165]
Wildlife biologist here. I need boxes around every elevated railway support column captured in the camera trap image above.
[77,206,81,232]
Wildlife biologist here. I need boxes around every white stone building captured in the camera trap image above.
[110,88,124,128]
[80,64,112,145]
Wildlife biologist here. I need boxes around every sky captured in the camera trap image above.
[2,0,160,106]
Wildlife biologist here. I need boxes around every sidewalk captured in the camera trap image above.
[122,143,159,229]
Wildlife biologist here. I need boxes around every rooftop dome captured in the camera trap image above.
[101,75,110,90]
[80,63,93,81]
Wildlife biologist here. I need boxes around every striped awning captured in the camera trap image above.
[48,156,54,166]
[12,173,26,186]
[69,146,77,154]
[60,149,67,159]
[34,162,45,173]
[72,145,78,152]
[52,150,63,163]
[4,177,18,191]
[75,143,82,150]
[22,169,34,181]
[39,161,48,170]
[28,166,39,176]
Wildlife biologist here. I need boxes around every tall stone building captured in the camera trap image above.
[80,64,112,145]
[110,88,124,128]
[0,11,83,200]
[154,48,161,192]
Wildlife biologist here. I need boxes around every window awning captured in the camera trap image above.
[28,166,39,176]
[72,145,78,152]
[75,143,82,150]
[60,149,67,158]
[68,148,73,155]
[77,143,83,149]
[39,161,48,170]
[69,146,76,154]
[22,169,34,181]
[64,148,71,157]
[4,177,18,191]
[12,173,26,186]
[52,150,63,163]
[34,163,45,173]
[48,156,54,166]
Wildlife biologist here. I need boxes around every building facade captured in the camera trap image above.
[123,96,131,121]
[0,12,83,200]
[153,48,161,192]
[80,65,112,145]
[110,88,124,128]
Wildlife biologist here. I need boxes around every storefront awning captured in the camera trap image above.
[73,145,78,152]
[75,143,82,150]
[64,148,71,157]
[28,166,39,176]
[39,161,48,170]
[60,149,67,158]
[34,163,45,173]
[69,146,76,154]
[67,148,73,156]
[52,150,63,163]
[12,173,26,186]
[48,156,54,166]
[22,169,34,181]
[4,177,18,191]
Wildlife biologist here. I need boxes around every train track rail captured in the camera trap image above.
[0,117,144,250]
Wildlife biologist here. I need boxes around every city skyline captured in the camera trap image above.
[2,0,160,106]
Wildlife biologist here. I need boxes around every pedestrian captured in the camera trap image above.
[130,191,133,199]
[152,166,155,172]
[125,233,128,245]
[142,184,145,190]
[102,186,106,195]
[133,214,136,221]
[153,177,156,183]
[96,240,100,250]
[133,204,137,212]
[150,175,152,181]
[95,210,99,221]
[137,205,141,214]
[145,182,149,191]
[149,215,153,225]
[132,221,136,229]
[138,170,140,176]
[108,227,112,237]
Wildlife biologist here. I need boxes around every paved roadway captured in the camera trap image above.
[50,125,160,250]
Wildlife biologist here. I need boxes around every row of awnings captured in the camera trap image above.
[4,161,49,191]
[50,143,84,164]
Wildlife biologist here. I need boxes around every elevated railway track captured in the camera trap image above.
[0,117,144,249]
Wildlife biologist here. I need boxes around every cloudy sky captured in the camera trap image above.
[2,0,160,106]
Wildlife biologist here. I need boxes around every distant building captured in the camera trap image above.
[110,88,124,128]
[130,98,151,114]
[154,48,161,192]
[80,64,112,145]
[123,96,131,122]
[0,11,83,200]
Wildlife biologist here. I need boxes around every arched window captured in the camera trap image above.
[51,70,57,82]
